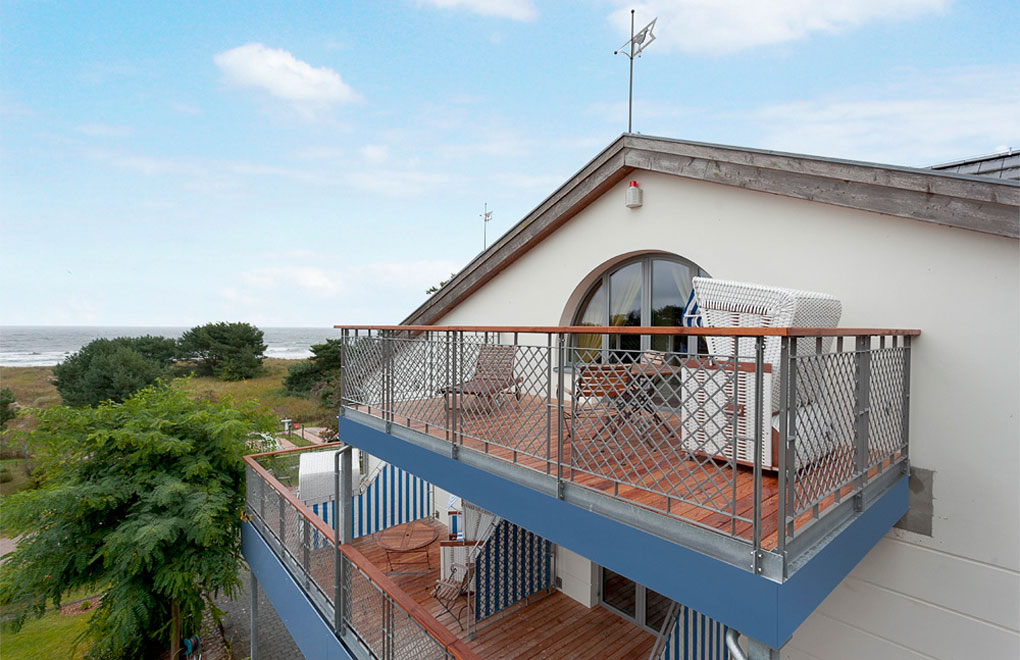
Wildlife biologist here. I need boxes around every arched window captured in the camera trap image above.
[572,254,707,359]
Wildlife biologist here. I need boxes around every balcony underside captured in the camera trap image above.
[339,409,908,648]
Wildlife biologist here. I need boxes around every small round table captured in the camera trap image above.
[377,519,439,574]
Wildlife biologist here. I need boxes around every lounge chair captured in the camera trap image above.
[431,562,475,631]
[439,344,521,411]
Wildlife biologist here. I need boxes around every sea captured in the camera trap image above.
[0,326,342,367]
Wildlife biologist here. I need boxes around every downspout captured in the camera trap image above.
[725,628,749,660]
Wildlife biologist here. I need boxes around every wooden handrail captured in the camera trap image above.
[333,324,920,337]
[243,453,480,660]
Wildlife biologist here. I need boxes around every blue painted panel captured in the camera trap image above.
[776,476,908,644]
[241,522,354,660]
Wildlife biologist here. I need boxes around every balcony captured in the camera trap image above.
[243,447,658,660]
[333,325,916,649]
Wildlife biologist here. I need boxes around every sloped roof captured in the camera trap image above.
[405,134,1020,326]
[930,149,1019,181]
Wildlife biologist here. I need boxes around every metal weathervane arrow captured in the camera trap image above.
[614,10,657,133]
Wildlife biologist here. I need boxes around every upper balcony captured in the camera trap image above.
[334,324,917,649]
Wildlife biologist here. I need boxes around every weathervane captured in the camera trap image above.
[614,10,657,133]
[481,202,493,249]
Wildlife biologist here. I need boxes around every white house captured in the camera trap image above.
[244,134,1019,660]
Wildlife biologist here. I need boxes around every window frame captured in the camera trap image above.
[569,254,707,361]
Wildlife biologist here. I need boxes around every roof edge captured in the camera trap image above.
[403,134,1020,326]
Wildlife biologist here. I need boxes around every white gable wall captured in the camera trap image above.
[437,171,1020,657]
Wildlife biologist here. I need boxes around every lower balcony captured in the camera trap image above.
[243,446,666,660]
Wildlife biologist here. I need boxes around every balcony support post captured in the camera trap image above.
[250,570,259,660]
[752,336,765,574]
[333,445,353,635]
[854,335,872,512]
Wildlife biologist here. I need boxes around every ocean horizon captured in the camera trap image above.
[0,325,341,367]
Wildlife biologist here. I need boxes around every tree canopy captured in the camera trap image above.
[0,383,275,659]
[283,337,342,398]
[52,336,179,407]
[178,322,266,381]
[0,386,15,428]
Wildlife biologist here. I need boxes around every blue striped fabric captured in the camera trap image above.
[660,605,729,660]
[682,288,703,327]
[308,463,433,547]
[473,520,552,622]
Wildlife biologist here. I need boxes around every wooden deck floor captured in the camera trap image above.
[351,519,656,659]
[351,396,803,549]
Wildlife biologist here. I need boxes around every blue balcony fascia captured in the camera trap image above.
[242,522,355,660]
[338,412,907,648]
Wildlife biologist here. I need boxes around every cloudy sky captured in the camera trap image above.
[2,0,1017,327]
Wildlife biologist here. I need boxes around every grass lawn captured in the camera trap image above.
[0,608,93,660]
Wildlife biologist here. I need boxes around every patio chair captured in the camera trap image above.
[562,363,631,445]
[439,344,522,411]
[684,278,842,469]
[431,561,475,631]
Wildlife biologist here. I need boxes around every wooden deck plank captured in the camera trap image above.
[349,520,655,659]
[355,396,854,551]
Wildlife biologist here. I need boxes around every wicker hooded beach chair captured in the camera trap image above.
[683,277,842,468]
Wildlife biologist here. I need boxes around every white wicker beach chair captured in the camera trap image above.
[684,278,842,469]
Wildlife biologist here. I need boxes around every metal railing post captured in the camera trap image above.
[854,335,872,510]
[545,332,553,474]
[786,337,799,540]
[302,516,310,588]
[901,335,912,469]
[777,336,790,561]
[338,329,346,417]
[751,335,765,574]
[278,492,286,543]
[556,333,566,497]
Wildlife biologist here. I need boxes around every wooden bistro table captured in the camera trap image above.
[377,519,439,575]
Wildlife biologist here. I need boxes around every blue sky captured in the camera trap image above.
[2,0,1017,327]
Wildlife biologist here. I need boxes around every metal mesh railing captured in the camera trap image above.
[245,449,473,660]
[339,327,913,569]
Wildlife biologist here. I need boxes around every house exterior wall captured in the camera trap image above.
[435,171,1020,657]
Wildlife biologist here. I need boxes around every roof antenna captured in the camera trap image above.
[614,10,657,133]
[481,202,492,250]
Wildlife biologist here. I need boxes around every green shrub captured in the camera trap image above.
[179,322,266,381]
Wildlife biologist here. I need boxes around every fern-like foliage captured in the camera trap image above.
[0,382,275,659]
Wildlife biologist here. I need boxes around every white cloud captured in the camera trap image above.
[77,123,133,138]
[421,0,537,21]
[360,144,390,163]
[608,0,950,55]
[214,43,361,115]
[750,67,1020,166]
[239,259,462,302]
